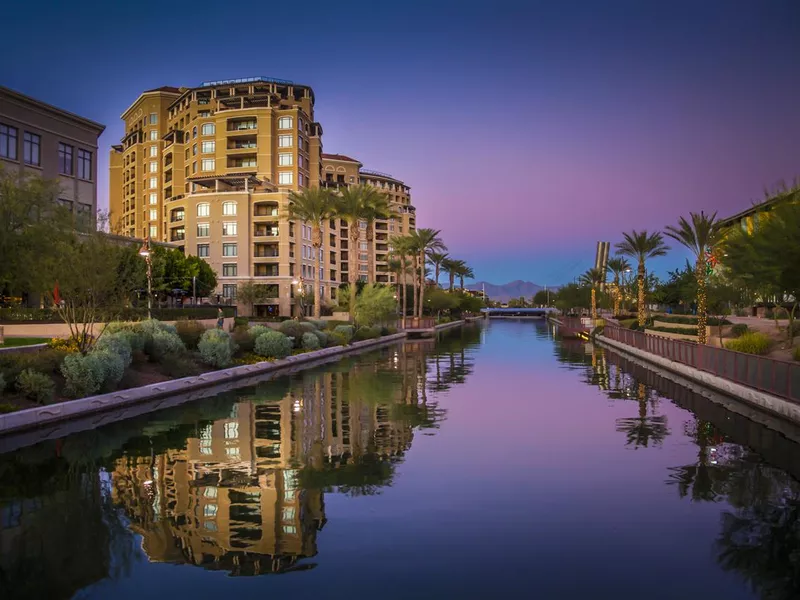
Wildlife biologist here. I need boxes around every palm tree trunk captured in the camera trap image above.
[434,263,440,287]
[418,250,426,318]
[312,224,322,319]
[459,275,464,290]
[612,277,620,317]
[366,221,374,284]
[637,260,646,327]
[591,287,597,321]
[412,256,419,319]
[449,272,455,292]
[349,220,359,318]
[399,256,407,327]
[696,256,707,344]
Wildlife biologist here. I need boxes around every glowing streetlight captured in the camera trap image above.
[139,237,153,319]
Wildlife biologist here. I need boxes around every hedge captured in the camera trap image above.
[655,314,730,326]
[0,306,236,323]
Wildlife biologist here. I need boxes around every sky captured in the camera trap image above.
[2,0,799,286]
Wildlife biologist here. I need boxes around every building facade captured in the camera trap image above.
[0,86,105,218]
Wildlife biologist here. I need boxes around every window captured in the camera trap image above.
[199,110,210,117]
[359,264,368,272]
[203,504,218,518]
[149,193,157,205]
[298,173,305,187]
[201,141,215,153]
[197,223,210,237]
[201,123,215,135]
[358,253,368,261]
[149,130,158,141]
[149,225,158,238]
[278,172,293,185]
[197,203,210,217]
[0,124,17,159]
[222,243,237,257]
[197,244,210,257]
[192,161,197,173]
[192,126,197,138]
[224,422,239,439]
[222,201,237,216]
[58,143,73,175]
[192,144,197,156]
[222,221,237,236]
[298,155,304,169]
[149,209,158,220]
[149,161,158,173]
[150,145,157,157]
[23,132,40,166]
[223,264,236,277]
[278,135,293,148]
[278,116,292,129]
[359,241,368,250]
[149,113,158,125]
[222,284,236,298]
[278,153,293,166]
[201,159,214,171]
[149,177,157,189]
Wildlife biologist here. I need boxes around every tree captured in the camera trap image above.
[554,282,591,314]
[409,228,446,318]
[353,284,396,326]
[335,185,389,315]
[457,263,474,290]
[390,235,415,325]
[578,268,605,321]
[723,202,800,346]
[442,257,463,292]
[427,251,449,287]
[615,230,670,327]
[185,255,217,297]
[287,187,336,319]
[533,290,551,306]
[606,257,631,316]
[456,291,485,315]
[665,211,722,343]
[236,282,270,317]
[651,261,696,311]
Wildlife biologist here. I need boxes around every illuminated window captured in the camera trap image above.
[278,172,293,185]
[197,203,210,217]
[279,153,293,166]
[222,201,237,216]
[278,116,292,129]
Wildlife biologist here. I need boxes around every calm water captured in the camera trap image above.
[2,320,800,599]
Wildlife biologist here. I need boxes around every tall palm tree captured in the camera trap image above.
[287,188,336,319]
[664,211,721,344]
[427,251,449,287]
[578,267,605,321]
[362,189,392,285]
[442,258,464,291]
[615,230,669,327]
[606,257,631,317]
[335,184,389,315]
[457,263,474,290]
[390,235,415,326]
[409,228,446,318]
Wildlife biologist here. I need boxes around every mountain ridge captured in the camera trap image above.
[466,280,553,303]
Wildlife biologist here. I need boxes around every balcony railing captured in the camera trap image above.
[254,228,279,237]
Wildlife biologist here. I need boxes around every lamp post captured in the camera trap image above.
[139,237,152,319]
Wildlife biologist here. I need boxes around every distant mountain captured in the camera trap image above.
[467,280,553,303]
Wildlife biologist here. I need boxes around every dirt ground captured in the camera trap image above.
[724,316,798,361]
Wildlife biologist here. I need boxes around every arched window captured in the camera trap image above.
[222,201,237,216]
[197,203,210,217]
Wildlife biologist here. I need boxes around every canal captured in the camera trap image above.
[2,320,800,599]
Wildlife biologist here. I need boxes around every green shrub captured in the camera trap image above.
[94,332,133,367]
[279,321,316,346]
[311,329,328,347]
[114,328,146,353]
[353,284,396,326]
[61,353,106,398]
[146,330,186,361]
[301,332,321,351]
[16,369,55,403]
[249,325,271,339]
[655,315,731,326]
[325,320,351,330]
[353,326,380,341]
[646,326,700,336]
[725,332,771,355]
[254,331,293,359]
[730,323,749,338]
[138,318,177,336]
[304,319,327,330]
[234,316,249,329]
[95,350,125,389]
[231,328,255,353]
[0,373,5,393]
[327,331,349,347]
[175,320,206,350]
[794,346,800,362]
[198,329,235,368]
[333,325,354,342]
[159,355,201,378]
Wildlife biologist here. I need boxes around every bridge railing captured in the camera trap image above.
[603,324,800,404]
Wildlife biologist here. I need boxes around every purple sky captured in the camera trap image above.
[2,0,798,284]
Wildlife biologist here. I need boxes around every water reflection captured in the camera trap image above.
[0,331,479,595]
[555,337,800,599]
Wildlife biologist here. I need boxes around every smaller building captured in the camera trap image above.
[0,86,105,218]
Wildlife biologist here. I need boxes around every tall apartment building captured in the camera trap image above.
[0,86,105,218]
[109,78,330,317]
[321,153,416,285]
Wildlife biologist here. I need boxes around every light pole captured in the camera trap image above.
[139,237,152,319]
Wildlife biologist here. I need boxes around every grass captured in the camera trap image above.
[0,337,49,347]
[725,332,772,355]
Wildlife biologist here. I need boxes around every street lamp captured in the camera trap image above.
[139,237,152,319]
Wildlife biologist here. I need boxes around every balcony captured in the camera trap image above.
[227,119,257,132]
[170,227,185,242]
[254,264,280,277]
[254,202,279,217]
[254,243,279,258]
[227,138,257,152]
[170,210,185,223]
[254,225,279,237]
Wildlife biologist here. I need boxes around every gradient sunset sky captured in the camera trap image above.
[2,0,798,285]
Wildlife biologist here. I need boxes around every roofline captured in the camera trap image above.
[168,79,316,110]
[359,169,408,187]
[120,89,182,120]
[321,154,363,165]
[0,86,105,134]
[718,190,797,227]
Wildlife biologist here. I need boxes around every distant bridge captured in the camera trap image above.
[480,307,557,318]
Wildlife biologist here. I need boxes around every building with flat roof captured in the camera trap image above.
[0,86,105,219]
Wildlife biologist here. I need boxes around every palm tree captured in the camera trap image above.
[615,231,669,327]
[427,251,449,287]
[606,257,631,317]
[578,267,605,321]
[335,184,389,315]
[362,189,392,285]
[442,257,463,291]
[664,212,721,344]
[457,263,474,290]
[390,235,415,326]
[287,188,336,319]
[409,228,446,318]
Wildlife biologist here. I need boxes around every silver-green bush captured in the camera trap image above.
[17,369,55,403]
[254,331,293,359]
[302,332,321,351]
[94,332,133,367]
[311,329,328,347]
[149,330,186,360]
[198,329,234,367]
[333,325,355,342]
[249,325,271,339]
[61,353,106,398]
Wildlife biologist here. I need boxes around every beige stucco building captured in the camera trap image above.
[0,86,105,219]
